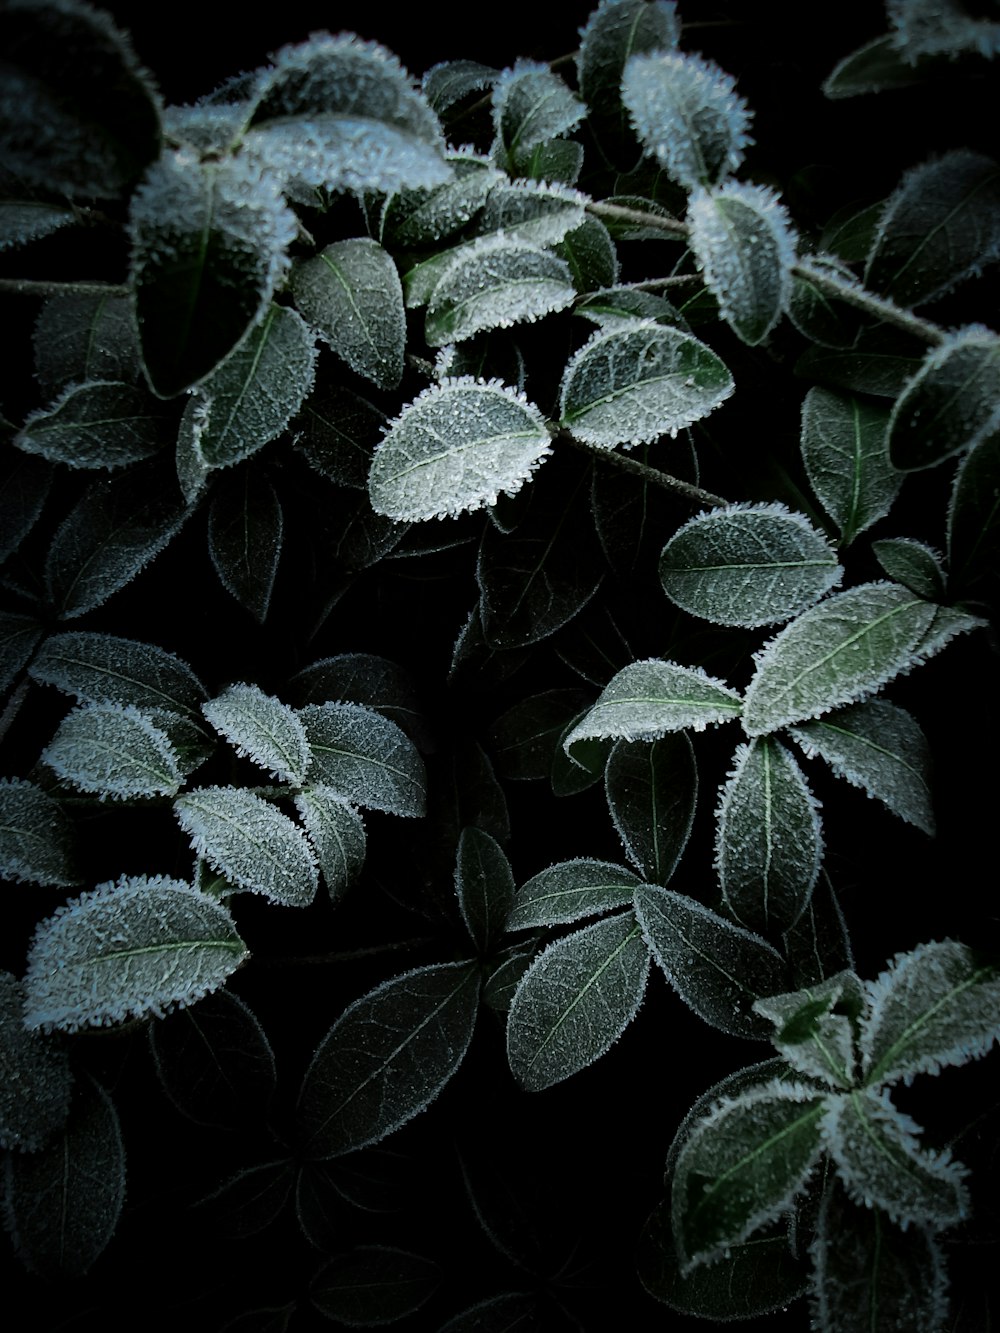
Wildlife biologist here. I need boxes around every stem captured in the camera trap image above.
[587,199,689,238]
[0,676,31,749]
[792,257,947,346]
[0,279,131,297]
[558,429,729,508]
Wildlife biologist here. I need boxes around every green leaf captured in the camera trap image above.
[860,940,1000,1088]
[634,884,786,1038]
[4,1074,125,1277]
[871,538,945,600]
[438,1293,546,1332]
[297,960,480,1157]
[687,183,795,345]
[422,60,499,115]
[174,788,318,907]
[290,652,430,753]
[788,257,862,350]
[0,611,44,696]
[474,178,589,247]
[887,325,1000,471]
[295,386,387,491]
[886,1,1000,59]
[605,734,696,885]
[659,502,842,628]
[0,452,52,563]
[0,777,79,887]
[753,972,862,1089]
[455,826,515,954]
[207,466,284,623]
[369,377,551,522]
[197,1158,295,1240]
[488,688,591,781]
[294,788,366,905]
[292,238,404,391]
[385,151,499,246]
[0,200,78,250]
[822,33,931,98]
[947,426,1000,593]
[492,60,584,160]
[24,875,247,1032]
[298,701,426,817]
[312,1247,441,1325]
[508,858,641,930]
[506,910,650,1091]
[576,285,688,331]
[800,386,899,545]
[16,380,165,470]
[555,216,619,292]
[865,150,1000,306]
[512,136,585,186]
[741,582,983,737]
[560,321,734,447]
[782,871,855,991]
[795,325,927,398]
[43,701,181,799]
[578,0,680,121]
[202,683,309,785]
[1,971,73,1151]
[33,292,141,397]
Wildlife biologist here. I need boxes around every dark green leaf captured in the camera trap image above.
[197,1159,295,1239]
[425,237,575,346]
[871,538,945,600]
[578,0,680,121]
[207,468,284,624]
[492,61,584,160]
[800,387,899,545]
[311,1246,440,1326]
[795,325,926,398]
[294,788,366,906]
[489,688,590,781]
[456,826,515,953]
[33,292,141,397]
[0,776,78,887]
[947,427,1000,593]
[295,387,387,490]
[298,701,426,817]
[42,700,181,799]
[822,34,931,98]
[16,380,166,470]
[289,653,430,753]
[0,971,73,1151]
[605,734,696,885]
[508,858,641,930]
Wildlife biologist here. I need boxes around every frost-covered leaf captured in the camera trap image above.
[865,151,1000,306]
[741,582,983,737]
[753,972,862,1089]
[0,777,78,887]
[203,683,309,785]
[790,699,934,835]
[887,325,1000,471]
[671,1079,827,1270]
[33,292,141,397]
[555,216,619,292]
[782,871,854,991]
[29,629,206,720]
[44,458,188,618]
[130,150,297,397]
[4,1074,124,1277]
[506,909,650,1091]
[292,238,404,392]
[1,972,73,1151]
[475,178,588,248]
[800,387,899,545]
[605,734,696,885]
[289,653,430,753]
[386,151,499,246]
[560,321,734,447]
[438,1293,546,1332]
[207,466,284,623]
[422,60,499,115]
[312,1246,441,1325]
[0,452,51,563]
[298,701,426,817]
[0,200,77,250]
[489,688,590,781]
[162,101,248,155]
[947,426,1000,593]
[687,183,795,345]
[0,610,43,695]
[634,884,786,1038]
[512,136,584,186]
[887,0,1000,59]
[174,787,318,907]
[860,940,1000,1088]
[23,875,247,1032]
[492,61,584,160]
[368,377,551,522]
[295,385,387,490]
[822,34,931,98]
[576,286,688,331]
[43,701,181,799]
[16,380,166,470]
[294,787,366,905]
[197,1158,295,1239]
[788,257,862,350]
[872,538,945,600]
[298,960,480,1158]
[455,826,515,954]
[578,0,680,121]
[716,738,822,936]
[507,858,641,931]
[795,325,927,398]
[622,51,752,190]
[660,503,841,628]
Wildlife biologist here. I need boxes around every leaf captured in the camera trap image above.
[297,960,480,1158]
[295,385,387,490]
[438,1293,546,1332]
[0,611,44,696]
[795,324,927,398]
[475,178,588,247]
[202,683,309,785]
[44,458,188,619]
[489,688,591,781]
[455,826,515,954]
[130,150,297,397]
[369,377,551,522]
[790,699,934,835]
[687,183,795,345]
[294,788,366,905]
[782,870,855,990]
[508,858,642,930]
[0,777,79,887]
[0,200,78,250]
[513,136,585,186]
[659,502,842,628]
[298,701,426,817]
[865,150,1000,306]
[492,60,584,160]
[422,60,499,115]
[886,0,1000,59]
[0,972,73,1151]
[506,909,650,1091]
[887,325,1000,471]
[42,701,181,799]
[385,150,499,246]
[860,939,1000,1088]
[872,538,945,600]
[311,1247,440,1326]
[292,238,404,391]
[149,988,277,1129]
[800,386,900,545]
[0,451,52,563]
[197,1159,295,1240]
[634,884,786,1039]
[23,875,247,1032]
[33,292,141,397]
[207,466,284,623]
[741,582,983,737]
[605,734,696,885]
[671,1079,827,1271]
[555,216,619,292]
[753,972,863,1089]
[715,738,822,936]
[559,321,734,447]
[822,34,932,98]
[947,426,1000,594]
[578,0,681,121]
[16,380,165,470]
[576,286,688,331]
[788,258,863,350]
[3,1074,125,1277]
[289,653,430,752]
[174,787,319,907]
[622,51,752,190]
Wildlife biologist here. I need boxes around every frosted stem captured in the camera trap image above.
[559,429,729,508]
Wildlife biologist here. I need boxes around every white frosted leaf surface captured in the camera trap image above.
[605,734,696,886]
[292,238,404,391]
[888,325,1000,471]
[508,858,642,930]
[753,973,861,1089]
[298,701,426,817]
[387,153,498,247]
[422,60,499,114]
[506,910,650,1092]
[659,503,841,628]
[162,102,248,154]
[297,960,480,1157]
[23,876,247,1033]
[887,0,1000,58]
[455,826,515,954]
[290,652,429,752]
[492,60,584,156]
[560,321,734,447]
[715,738,822,935]
[294,788,366,905]
[800,387,899,545]
[741,582,983,736]
[42,702,181,799]
[475,179,588,247]
[0,972,73,1151]
[368,377,551,522]
[202,684,309,785]
[0,201,77,251]
[0,777,79,887]
[33,292,141,396]
[872,538,945,600]
[16,380,165,470]
[578,0,680,118]
[29,630,206,719]
[312,1247,440,1325]
[174,787,318,907]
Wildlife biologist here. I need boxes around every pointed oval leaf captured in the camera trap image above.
[795,324,927,399]
[0,611,44,696]
[742,582,983,737]
[560,321,734,447]
[0,200,78,250]
[298,960,480,1158]
[800,386,899,545]
[385,151,499,247]
[822,34,929,98]
[506,910,650,1091]
[312,1246,441,1325]
[368,377,551,522]
[1,972,73,1151]
[879,536,949,600]
[660,503,842,628]
[294,787,366,905]
[0,451,52,563]
[23,875,247,1032]
[0,776,79,887]
[438,1293,545,1333]
[29,630,207,719]
[197,1158,295,1240]
[513,136,585,186]
[292,238,404,391]
[634,883,786,1038]
[298,701,426,817]
[888,325,1000,471]
[174,787,318,907]
[687,183,795,345]
[289,652,430,752]
[555,215,619,292]
[716,738,822,935]
[422,60,499,115]
[492,60,584,158]
[456,826,515,954]
[16,380,165,471]
[475,178,588,248]
[782,870,855,990]
[509,858,642,931]
[31,283,143,395]
[295,385,387,490]
[489,688,591,781]
[578,0,680,121]
[752,972,862,1089]
[605,734,696,885]
[42,701,181,799]
[207,466,284,623]
[788,257,863,350]
[947,426,1000,594]
[203,683,310,785]
[886,1,1000,58]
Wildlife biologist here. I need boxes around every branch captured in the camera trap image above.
[587,199,689,238]
[0,279,130,297]
[558,429,729,508]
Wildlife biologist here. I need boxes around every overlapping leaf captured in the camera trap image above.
[455,826,515,953]
[16,381,165,470]
[578,0,680,120]
[202,684,309,785]
[605,735,696,885]
[42,701,181,799]
[0,972,73,1151]
[33,292,141,396]
[207,466,284,623]
[298,701,426,817]
[492,60,584,159]
[799,387,899,544]
[0,777,78,887]
[507,858,641,930]
[294,788,366,905]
